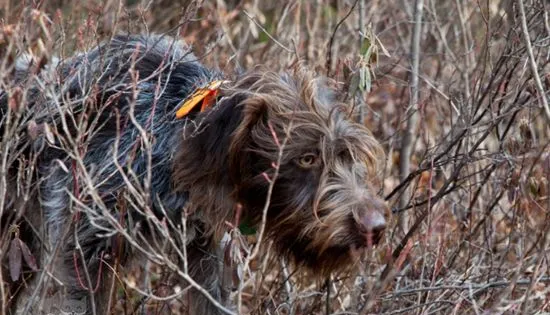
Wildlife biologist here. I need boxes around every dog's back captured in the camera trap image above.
[1,34,223,314]
[3,34,217,219]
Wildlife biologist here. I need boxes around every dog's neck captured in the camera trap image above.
[172,90,250,239]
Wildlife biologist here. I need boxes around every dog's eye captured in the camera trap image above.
[297,153,319,168]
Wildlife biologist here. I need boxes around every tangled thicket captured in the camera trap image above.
[1,0,549,314]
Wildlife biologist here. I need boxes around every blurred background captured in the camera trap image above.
[1,0,549,314]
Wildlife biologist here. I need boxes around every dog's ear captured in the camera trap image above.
[173,91,267,193]
[228,96,268,182]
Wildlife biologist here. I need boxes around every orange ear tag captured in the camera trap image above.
[175,80,228,119]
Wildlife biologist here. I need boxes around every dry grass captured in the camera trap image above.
[1,0,549,314]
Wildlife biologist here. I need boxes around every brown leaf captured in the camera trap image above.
[27,120,39,140]
[8,238,22,281]
[43,123,55,144]
[19,239,38,271]
[8,87,23,112]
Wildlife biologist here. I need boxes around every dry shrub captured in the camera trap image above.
[1,0,549,314]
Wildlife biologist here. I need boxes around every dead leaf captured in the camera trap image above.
[9,238,22,281]
[19,239,38,271]
[27,120,39,140]
[43,123,55,144]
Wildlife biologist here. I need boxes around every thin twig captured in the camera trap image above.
[237,121,292,314]
[242,10,293,53]
[382,277,550,298]
[358,0,366,124]
[397,0,424,232]
[516,0,550,124]
[325,0,359,76]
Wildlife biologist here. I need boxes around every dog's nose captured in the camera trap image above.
[357,211,386,246]
[358,211,386,235]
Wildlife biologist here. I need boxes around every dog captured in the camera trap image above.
[0,34,387,314]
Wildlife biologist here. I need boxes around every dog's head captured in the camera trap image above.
[175,66,387,275]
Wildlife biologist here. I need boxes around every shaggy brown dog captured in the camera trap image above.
[1,34,387,314]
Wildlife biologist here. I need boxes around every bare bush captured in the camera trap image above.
[1,0,549,314]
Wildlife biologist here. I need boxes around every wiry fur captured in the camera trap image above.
[1,34,387,314]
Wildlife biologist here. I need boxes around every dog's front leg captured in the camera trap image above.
[54,222,112,315]
[185,237,232,315]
